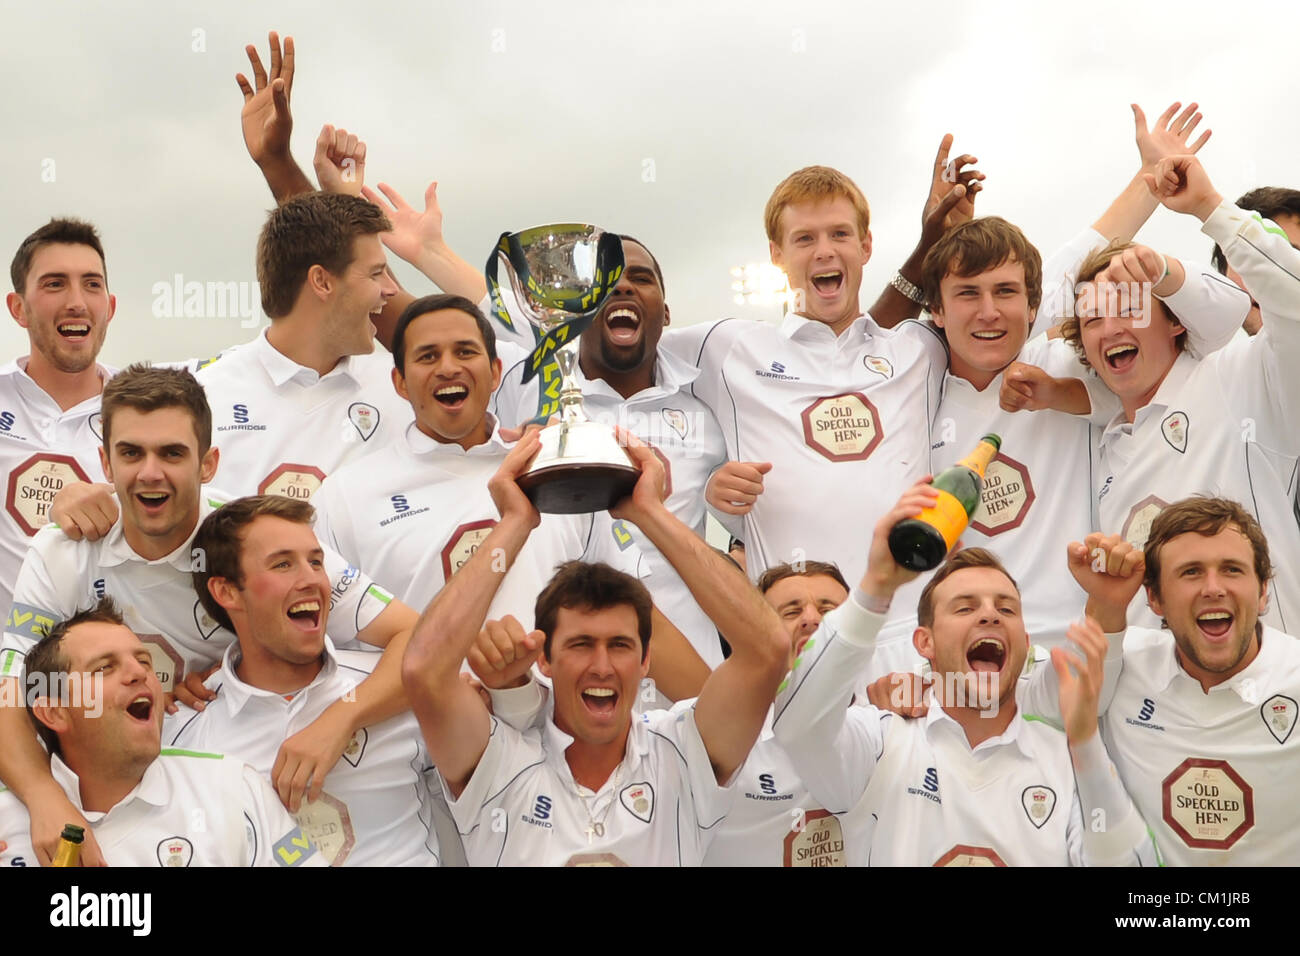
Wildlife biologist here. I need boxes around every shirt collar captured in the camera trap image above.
[50,750,174,817]
[923,696,1036,759]
[403,415,510,458]
[1146,624,1287,703]
[2,357,113,414]
[252,328,361,388]
[1099,351,1197,442]
[215,638,340,718]
[778,311,876,343]
[98,494,222,570]
[540,701,651,791]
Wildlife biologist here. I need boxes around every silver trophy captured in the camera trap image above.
[487,224,639,514]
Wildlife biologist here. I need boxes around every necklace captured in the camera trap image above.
[574,763,623,844]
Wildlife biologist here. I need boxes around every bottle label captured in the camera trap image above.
[914,489,969,551]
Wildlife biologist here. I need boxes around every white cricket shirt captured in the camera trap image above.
[0,359,112,618]
[165,640,440,866]
[773,598,1156,866]
[0,749,325,867]
[0,491,392,694]
[195,330,413,500]
[1095,204,1300,633]
[313,420,643,631]
[443,699,733,866]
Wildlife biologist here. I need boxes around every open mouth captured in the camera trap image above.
[605,308,641,346]
[126,695,154,722]
[581,686,618,717]
[1197,610,1233,640]
[434,385,469,409]
[966,637,1007,673]
[57,322,91,339]
[811,271,844,297]
[136,491,170,511]
[287,600,322,629]
[1104,344,1138,372]
[972,330,1006,341]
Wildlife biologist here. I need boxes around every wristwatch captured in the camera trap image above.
[891,271,926,306]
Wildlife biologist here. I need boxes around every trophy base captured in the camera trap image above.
[518,420,641,514]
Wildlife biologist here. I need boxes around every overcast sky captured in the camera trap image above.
[1,0,1296,367]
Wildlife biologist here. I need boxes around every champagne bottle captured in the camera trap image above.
[888,434,1001,571]
[51,824,84,867]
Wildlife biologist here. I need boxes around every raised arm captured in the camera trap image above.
[401,433,542,796]
[868,135,984,328]
[235,31,314,202]
[610,433,787,784]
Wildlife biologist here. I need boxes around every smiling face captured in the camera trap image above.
[1076,280,1185,420]
[580,239,669,378]
[538,605,649,749]
[215,515,330,687]
[394,307,501,449]
[764,573,848,659]
[770,196,872,334]
[321,234,397,358]
[933,259,1032,389]
[57,621,163,778]
[100,405,217,560]
[914,566,1028,710]
[7,242,115,374]
[1148,526,1266,688]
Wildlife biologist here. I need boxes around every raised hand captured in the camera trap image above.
[314,125,366,196]
[362,182,444,264]
[468,616,544,690]
[1133,102,1211,170]
[487,427,543,530]
[923,134,985,240]
[1053,617,1108,746]
[235,31,296,168]
[1001,362,1069,414]
[1066,532,1145,631]
[1144,155,1224,222]
[609,428,669,526]
[705,460,772,516]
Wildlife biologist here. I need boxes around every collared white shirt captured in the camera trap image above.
[0,358,113,617]
[164,640,440,866]
[0,749,324,867]
[195,329,414,499]
[491,349,728,664]
[1098,624,1300,865]
[0,490,392,694]
[443,699,733,866]
[661,312,946,674]
[313,421,644,631]
[1094,206,1300,633]
[773,599,1155,866]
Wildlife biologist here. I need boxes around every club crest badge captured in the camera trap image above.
[348,402,380,442]
[661,408,688,439]
[862,354,894,379]
[1261,694,1297,744]
[157,836,193,867]
[619,782,654,823]
[341,728,368,767]
[1161,411,1188,454]
[1021,786,1056,828]
[193,600,220,640]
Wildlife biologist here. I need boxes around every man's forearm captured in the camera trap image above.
[258,156,315,204]
[868,247,929,330]
[323,625,412,732]
[412,245,489,303]
[1093,169,1159,243]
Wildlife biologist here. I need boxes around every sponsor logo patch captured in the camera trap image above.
[801,392,883,462]
[784,809,845,867]
[6,453,92,536]
[969,452,1035,536]
[1121,494,1169,552]
[296,792,356,866]
[441,519,497,580]
[934,844,1006,867]
[1162,758,1254,850]
[259,463,326,501]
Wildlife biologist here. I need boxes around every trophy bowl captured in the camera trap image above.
[487,224,639,514]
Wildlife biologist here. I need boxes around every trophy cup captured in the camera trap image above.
[485,224,640,514]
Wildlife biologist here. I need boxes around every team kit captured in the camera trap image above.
[0,32,1298,868]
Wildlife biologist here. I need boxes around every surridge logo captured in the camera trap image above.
[756,360,801,381]
[523,794,553,828]
[907,767,942,803]
[218,402,266,432]
[0,410,14,432]
[391,495,409,514]
[49,886,152,936]
[1125,696,1165,731]
[745,771,793,801]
